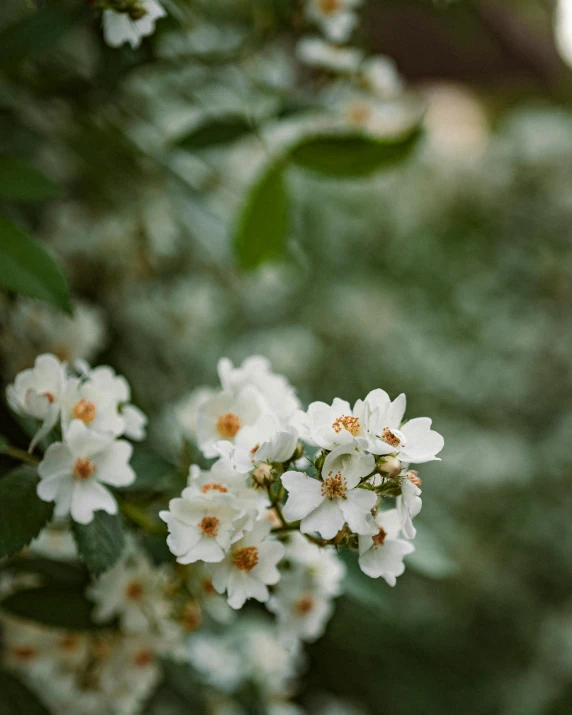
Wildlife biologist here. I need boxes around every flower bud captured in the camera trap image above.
[376,455,401,478]
[252,463,273,486]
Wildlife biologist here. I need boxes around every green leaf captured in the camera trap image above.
[0,670,50,715]
[0,587,101,630]
[0,466,54,559]
[234,160,290,269]
[72,511,125,576]
[0,157,61,201]
[0,216,72,314]
[176,116,253,150]
[0,8,80,65]
[0,434,9,453]
[288,127,422,178]
[2,557,89,590]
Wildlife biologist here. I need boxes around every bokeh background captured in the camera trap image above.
[1,1,572,713]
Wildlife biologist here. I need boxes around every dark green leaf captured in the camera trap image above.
[72,511,125,576]
[0,466,54,559]
[288,127,422,178]
[1,587,100,630]
[0,669,50,715]
[234,160,290,269]
[2,557,89,590]
[0,216,72,314]
[0,8,80,66]
[0,157,61,201]
[176,116,253,150]
[0,434,9,453]
[126,447,179,492]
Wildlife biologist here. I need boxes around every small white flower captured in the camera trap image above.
[293,397,362,451]
[305,0,362,43]
[206,520,285,609]
[102,0,166,49]
[88,552,169,633]
[361,55,403,99]
[160,488,244,564]
[37,420,135,524]
[296,36,363,74]
[358,509,414,584]
[195,386,265,459]
[281,443,377,540]
[354,389,444,464]
[6,354,67,450]
[121,403,147,440]
[60,376,124,437]
[396,470,422,539]
[217,356,301,421]
[173,387,217,442]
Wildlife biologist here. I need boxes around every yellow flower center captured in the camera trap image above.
[125,581,145,601]
[318,0,341,14]
[73,457,97,481]
[216,412,242,439]
[134,649,153,668]
[381,427,401,448]
[294,595,315,615]
[200,482,228,494]
[372,526,387,546]
[232,546,259,572]
[332,414,361,436]
[199,516,220,538]
[72,398,96,424]
[321,471,348,499]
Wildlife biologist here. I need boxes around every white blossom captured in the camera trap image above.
[37,420,135,524]
[160,488,244,564]
[60,376,124,437]
[296,37,363,74]
[396,470,423,539]
[102,0,166,49]
[358,509,414,584]
[281,443,377,540]
[206,520,285,609]
[305,0,362,43]
[6,354,67,450]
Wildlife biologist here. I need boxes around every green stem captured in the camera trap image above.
[5,446,40,466]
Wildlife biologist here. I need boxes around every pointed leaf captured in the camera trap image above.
[0,216,72,313]
[1,587,101,630]
[0,157,61,201]
[176,116,253,150]
[0,670,50,715]
[0,466,54,559]
[234,160,289,269]
[72,511,125,576]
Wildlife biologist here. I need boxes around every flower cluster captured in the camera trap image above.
[163,355,444,629]
[6,354,147,524]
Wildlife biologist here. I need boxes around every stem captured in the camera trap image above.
[4,446,40,466]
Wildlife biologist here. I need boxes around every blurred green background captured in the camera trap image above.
[1,1,572,713]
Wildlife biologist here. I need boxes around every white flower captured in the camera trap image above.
[296,37,363,74]
[281,443,377,540]
[60,376,124,437]
[75,363,147,441]
[293,397,362,451]
[354,389,444,464]
[37,420,135,524]
[361,55,403,99]
[206,520,285,609]
[358,509,414,584]
[160,488,244,564]
[268,533,345,642]
[396,470,422,539]
[217,356,301,420]
[6,354,67,450]
[173,387,217,442]
[195,386,266,459]
[305,0,362,43]
[102,0,166,49]
[88,553,169,633]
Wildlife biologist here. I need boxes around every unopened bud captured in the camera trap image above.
[376,455,401,479]
[252,463,273,486]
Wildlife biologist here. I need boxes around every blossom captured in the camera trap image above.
[218,356,301,420]
[102,0,166,49]
[160,488,244,564]
[354,389,444,464]
[358,509,414,584]
[6,354,67,450]
[305,0,362,43]
[195,386,265,459]
[60,376,124,437]
[281,443,377,540]
[88,553,169,633]
[37,420,135,524]
[293,397,363,451]
[296,37,363,74]
[206,520,285,609]
[396,470,422,539]
[361,55,403,99]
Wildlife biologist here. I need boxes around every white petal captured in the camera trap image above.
[95,441,135,487]
[65,420,114,458]
[340,490,377,535]
[300,498,345,540]
[70,482,117,525]
[281,471,323,521]
[400,417,444,463]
